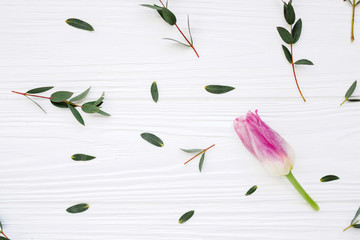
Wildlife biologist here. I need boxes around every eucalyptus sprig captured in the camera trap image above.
[0,220,10,239]
[343,206,360,231]
[344,0,360,42]
[12,87,110,125]
[141,0,199,58]
[181,144,215,171]
[277,0,313,102]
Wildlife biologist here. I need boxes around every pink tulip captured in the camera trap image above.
[234,110,319,211]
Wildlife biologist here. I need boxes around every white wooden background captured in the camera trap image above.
[1,0,360,239]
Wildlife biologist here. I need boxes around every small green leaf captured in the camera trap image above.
[82,103,100,113]
[66,203,89,214]
[205,85,235,94]
[70,87,91,102]
[282,45,292,64]
[292,18,302,43]
[277,27,294,44]
[351,206,360,224]
[151,81,159,103]
[353,224,360,228]
[345,80,357,99]
[294,59,313,65]
[178,210,194,224]
[71,154,96,161]
[141,132,164,147]
[348,98,360,102]
[0,237,8,240]
[199,152,205,172]
[66,18,94,31]
[68,103,85,126]
[94,92,105,106]
[161,7,177,25]
[320,175,339,182]
[97,110,111,116]
[51,100,68,108]
[50,91,73,103]
[26,86,54,94]
[140,4,163,10]
[245,185,258,196]
[284,1,296,25]
[180,148,203,153]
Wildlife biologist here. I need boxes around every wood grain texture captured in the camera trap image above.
[0,0,360,239]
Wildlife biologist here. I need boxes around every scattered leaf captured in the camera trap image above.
[348,98,360,102]
[353,224,360,228]
[199,152,205,172]
[161,7,177,25]
[151,81,159,103]
[284,1,296,25]
[26,86,54,94]
[205,85,235,94]
[70,87,91,102]
[71,154,96,161]
[66,203,89,214]
[82,103,100,113]
[180,148,203,153]
[277,27,294,44]
[141,132,164,147]
[50,91,73,103]
[68,103,85,126]
[351,206,360,224]
[345,80,357,99]
[282,45,292,64]
[66,18,94,31]
[294,59,313,65]
[292,18,302,43]
[245,185,258,196]
[178,210,194,224]
[320,175,339,182]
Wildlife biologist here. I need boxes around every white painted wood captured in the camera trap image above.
[0,0,359,239]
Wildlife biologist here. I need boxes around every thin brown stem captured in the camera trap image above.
[158,0,199,58]
[12,91,51,99]
[343,220,359,231]
[184,144,215,165]
[1,231,9,239]
[290,25,306,102]
[351,0,356,42]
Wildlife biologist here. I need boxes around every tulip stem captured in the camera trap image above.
[285,171,320,211]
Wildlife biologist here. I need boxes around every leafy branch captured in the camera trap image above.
[344,0,360,42]
[12,86,110,126]
[277,0,313,102]
[141,0,199,58]
[343,206,360,231]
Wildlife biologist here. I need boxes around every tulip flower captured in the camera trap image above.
[233,110,319,211]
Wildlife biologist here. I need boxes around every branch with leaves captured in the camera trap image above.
[343,206,360,231]
[181,144,215,172]
[344,0,360,42]
[12,86,110,126]
[277,0,313,102]
[141,0,199,58]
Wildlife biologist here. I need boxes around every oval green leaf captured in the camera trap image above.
[68,103,85,126]
[320,175,339,182]
[151,81,159,103]
[71,154,96,161]
[351,206,360,224]
[245,185,258,196]
[70,87,91,102]
[345,80,357,99]
[282,45,292,64]
[292,18,302,43]
[277,27,294,44]
[161,8,177,25]
[26,86,54,94]
[66,203,89,214]
[66,18,94,31]
[284,2,296,25]
[82,103,100,113]
[353,224,360,228]
[199,152,205,172]
[141,132,164,147]
[50,91,73,103]
[205,85,235,94]
[294,59,313,65]
[180,148,203,153]
[178,210,194,224]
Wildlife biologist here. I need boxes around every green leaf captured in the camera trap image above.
[245,185,258,196]
[94,92,105,106]
[353,224,360,228]
[50,91,73,103]
[70,87,91,102]
[284,1,296,25]
[82,103,100,113]
[277,27,294,44]
[97,110,111,116]
[65,18,94,31]
[292,18,302,43]
[0,220,2,231]
[205,85,235,94]
[161,7,177,25]
[141,132,164,147]
[348,98,360,102]
[66,203,89,214]
[0,237,8,240]
[351,206,360,224]
[199,152,205,172]
[140,4,163,10]
[282,45,292,64]
[180,148,203,153]
[151,81,159,103]
[68,103,85,126]
[71,154,96,161]
[51,100,68,108]
[320,175,339,182]
[345,80,357,99]
[294,59,313,65]
[178,210,194,224]
[26,86,54,94]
